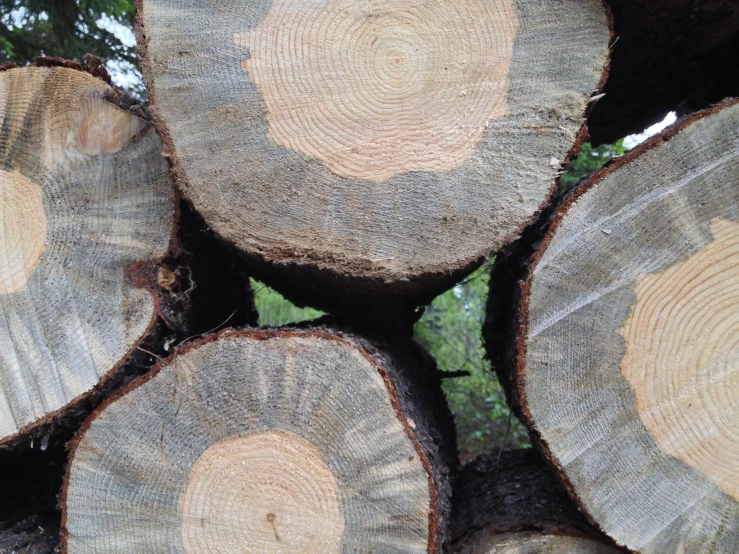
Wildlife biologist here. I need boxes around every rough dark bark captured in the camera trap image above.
[62,327,456,553]
[0,515,59,554]
[589,0,739,143]
[450,449,623,552]
[485,99,739,553]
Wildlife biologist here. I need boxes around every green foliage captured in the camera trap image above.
[414,263,529,460]
[0,1,135,63]
[251,269,530,460]
[251,278,325,327]
[0,1,143,94]
[559,139,626,193]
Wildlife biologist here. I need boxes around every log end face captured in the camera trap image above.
[620,217,739,502]
[180,431,344,553]
[235,0,519,182]
[0,170,47,294]
[63,331,445,554]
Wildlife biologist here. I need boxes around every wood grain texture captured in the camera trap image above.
[63,329,455,553]
[0,170,47,294]
[179,431,344,553]
[234,0,518,182]
[136,0,610,297]
[488,100,739,553]
[0,65,175,444]
[450,450,620,554]
[463,532,619,554]
[620,218,739,503]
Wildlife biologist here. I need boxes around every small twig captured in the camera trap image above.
[175,309,238,350]
[496,408,514,466]
[439,370,471,379]
[22,526,44,554]
[136,346,163,361]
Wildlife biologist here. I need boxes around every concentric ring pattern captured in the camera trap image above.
[523,101,739,552]
[180,431,344,553]
[0,170,47,294]
[236,0,518,181]
[140,0,610,278]
[0,66,174,442]
[620,218,739,501]
[64,334,433,553]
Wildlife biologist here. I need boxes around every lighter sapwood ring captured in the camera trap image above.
[137,0,611,300]
[63,330,454,553]
[0,65,174,444]
[501,100,739,553]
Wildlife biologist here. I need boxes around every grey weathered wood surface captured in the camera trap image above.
[63,329,456,553]
[136,0,610,308]
[486,100,739,553]
[0,65,175,445]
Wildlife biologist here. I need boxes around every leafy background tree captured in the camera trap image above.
[0,0,141,92]
[413,263,530,460]
[251,278,324,326]
[559,139,626,193]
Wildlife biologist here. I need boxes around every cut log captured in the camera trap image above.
[62,328,456,553]
[589,0,739,144]
[450,449,621,553]
[135,0,611,313]
[0,62,176,445]
[485,100,739,553]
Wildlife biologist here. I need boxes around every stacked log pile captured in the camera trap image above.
[486,101,739,553]
[0,0,737,553]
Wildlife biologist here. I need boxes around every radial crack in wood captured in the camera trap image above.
[136,0,610,306]
[62,329,456,553]
[0,65,175,444]
[486,100,739,553]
